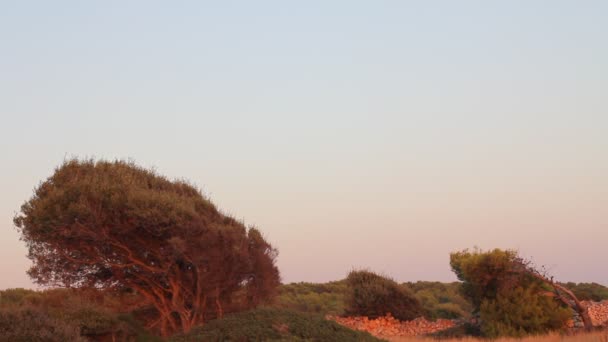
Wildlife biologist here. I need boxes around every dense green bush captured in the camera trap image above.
[170,308,382,342]
[345,270,423,321]
[450,249,520,310]
[480,285,571,338]
[450,248,571,338]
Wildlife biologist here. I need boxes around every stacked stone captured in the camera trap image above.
[584,300,608,327]
[328,314,455,338]
[568,307,585,329]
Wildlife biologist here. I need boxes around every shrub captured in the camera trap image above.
[169,308,382,342]
[273,281,347,316]
[0,288,40,307]
[403,281,472,320]
[63,304,124,337]
[0,288,153,341]
[345,270,423,321]
[480,285,571,338]
[434,302,468,320]
[450,248,572,338]
[0,307,85,342]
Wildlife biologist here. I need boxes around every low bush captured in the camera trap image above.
[404,281,472,320]
[0,306,85,342]
[345,270,423,321]
[0,288,152,341]
[170,308,383,342]
[273,281,347,316]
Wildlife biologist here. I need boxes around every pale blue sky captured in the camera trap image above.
[1,1,607,288]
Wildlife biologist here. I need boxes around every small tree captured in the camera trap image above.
[450,248,586,337]
[345,270,423,321]
[14,159,280,336]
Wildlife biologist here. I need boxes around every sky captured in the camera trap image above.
[0,1,607,289]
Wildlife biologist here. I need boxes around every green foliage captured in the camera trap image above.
[450,248,571,338]
[0,306,86,342]
[480,285,571,338]
[450,248,522,310]
[345,270,423,321]
[63,305,123,336]
[563,282,608,302]
[169,308,383,342]
[274,280,473,321]
[14,159,280,335]
[0,288,151,341]
[403,281,472,320]
[0,288,40,307]
[272,281,347,316]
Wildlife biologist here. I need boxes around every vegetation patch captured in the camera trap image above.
[13,159,280,336]
[0,288,160,342]
[345,270,423,321]
[273,281,347,316]
[403,281,472,320]
[450,248,575,338]
[563,283,608,302]
[170,308,383,342]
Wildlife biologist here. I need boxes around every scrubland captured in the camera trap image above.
[6,161,608,341]
[387,331,608,342]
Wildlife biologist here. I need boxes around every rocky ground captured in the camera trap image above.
[330,300,608,339]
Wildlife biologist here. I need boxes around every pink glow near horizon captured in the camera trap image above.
[1,2,607,289]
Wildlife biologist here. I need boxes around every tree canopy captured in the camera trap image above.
[450,248,584,338]
[14,159,280,336]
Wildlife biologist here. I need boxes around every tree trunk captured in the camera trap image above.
[216,297,223,319]
[160,317,169,337]
[179,311,194,333]
[513,261,594,330]
[553,283,593,330]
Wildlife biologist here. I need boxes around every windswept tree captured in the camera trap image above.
[14,159,280,336]
[450,248,591,338]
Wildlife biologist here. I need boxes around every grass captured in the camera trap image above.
[386,330,608,342]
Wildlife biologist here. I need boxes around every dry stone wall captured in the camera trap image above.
[329,314,455,338]
[331,300,608,338]
[584,300,608,327]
